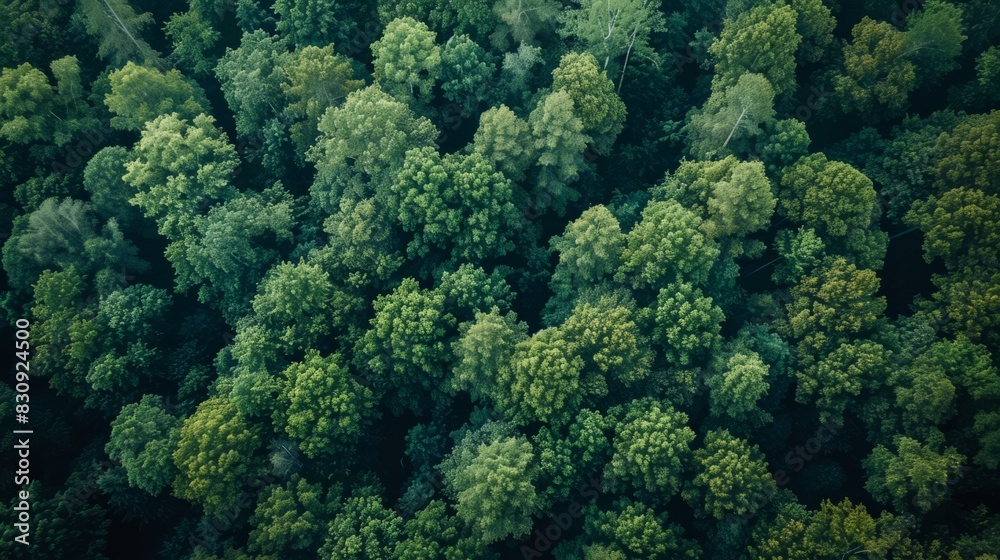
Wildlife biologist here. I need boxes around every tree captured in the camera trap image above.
[0,57,97,146]
[801,499,888,558]
[555,499,699,559]
[709,3,801,98]
[551,52,627,153]
[559,0,665,90]
[355,278,456,414]
[472,104,535,181]
[250,259,347,354]
[372,17,442,101]
[798,341,889,425]
[436,264,515,322]
[7,198,147,287]
[684,429,776,520]
[124,113,239,240]
[215,30,290,139]
[529,89,590,216]
[81,284,172,411]
[930,111,1000,195]
[277,351,377,458]
[282,44,364,158]
[450,307,527,403]
[779,153,886,268]
[890,348,958,440]
[864,437,965,513]
[164,10,220,77]
[491,0,560,48]
[77,0,162,66]
[440,435,540,543]
[549,205,625,296]
[653,282,724,367]
[388,147,520,264]
[757,118,811,176]
[172,396,265,514]
[562,295,654,387]
[0,0,67,70]
[249,476,337,558]
[440,34,494,117]
[496,43,545,110]
[322,492,403,559]
[308,85,438,209]
[0,62,56,144]
[496,327,584,425]
[616,199,720,291]
[782,257,886,365]
[395,500,491,559]
[707,352,772,427]
[973,412,1000,469]
[83,147,148,235]
[607,399,695,497]
[106,395,181,496]
[834,17,916,117]
[658,157,775,238]
[105,62,208,131]
[27,268,90,398]
[534,409,612,503]
[451,0,499,39]
[903,0,966,85]
[930,267,1000,348]
[906,187,1000,272]
[274,0,352,47]
[685,73,776,159]
[0,482,111,560]
[772,227,826,285]
[171,188,296,322]
[843,111,960,222]
[320,196,405,288]
[784,0,836,63]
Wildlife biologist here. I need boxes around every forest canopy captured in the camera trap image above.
[1,0,999,559]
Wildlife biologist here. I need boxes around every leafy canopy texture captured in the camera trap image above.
[4,0,1000,557]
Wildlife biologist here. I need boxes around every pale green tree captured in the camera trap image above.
[684,429,776,520]
[685,73,776,159]
[440,435,541,543]
[277,351,378,458]
[372,17,442,101]
[607,399,695,497]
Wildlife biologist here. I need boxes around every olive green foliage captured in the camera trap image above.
[124,113,239,240]
[607,399,695,497]
[653,282,724,367]
[710,3,801,98]
[864,437,965,513]
[172,396,265,514]
[616,199,720,291]
[684,429,776,520]
[355,278,456,413]
[282,44,364,158]
[834,17,916,117]
[440,434,541,543]
[707,352,772,426]
[389,147,520,264]
[779,153,886,268]
[551,51,627,152]
[105,62,208,130]
[277,351,378,458]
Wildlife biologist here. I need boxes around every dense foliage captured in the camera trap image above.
[1,0,999,558]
